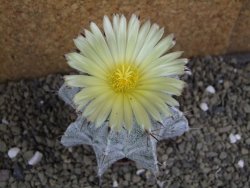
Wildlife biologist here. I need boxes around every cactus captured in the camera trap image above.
[59,84,189,177]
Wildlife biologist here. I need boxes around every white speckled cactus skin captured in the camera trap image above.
[59,84,189,177]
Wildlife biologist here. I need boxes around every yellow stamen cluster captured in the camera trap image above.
[110,63,139,93]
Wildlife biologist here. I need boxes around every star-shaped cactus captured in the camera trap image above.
[59,84,189,177]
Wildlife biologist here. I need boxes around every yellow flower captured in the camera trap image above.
[64,14,187,131]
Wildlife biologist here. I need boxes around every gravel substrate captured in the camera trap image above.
[0,56,249,188]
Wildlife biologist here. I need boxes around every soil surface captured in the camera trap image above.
[0,56,249,188]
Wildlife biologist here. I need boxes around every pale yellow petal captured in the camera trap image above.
[95,97,114,127]
[103,15,119,63]
[137,77,184,95]
[73,36,109,71]
[140,51,184,72]
[133,90,172,116]
[116,15,127,62]
[109,94,124,131]
[66,52,107,79]
[128,94,151,130]
[130,20,151,62]
[132,92,162,123]
[126,14,140,61]
[73,86,109,104]
[135,24,163,64]
[83,90,113,117]
[123,95,133,131]
[138,34,175,68]
[64,75,106,88]
[90,22,114,64]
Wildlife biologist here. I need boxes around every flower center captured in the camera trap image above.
[110,63,139,93]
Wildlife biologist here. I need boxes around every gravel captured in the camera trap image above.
[0,55,249,187]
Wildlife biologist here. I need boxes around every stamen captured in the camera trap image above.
[109,63,139,93]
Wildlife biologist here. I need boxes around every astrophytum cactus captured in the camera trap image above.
[59,14,189,177]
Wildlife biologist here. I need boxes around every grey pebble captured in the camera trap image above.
[38,172,47,185]
[245,138,250,145]
[132,175,141,183]
[219,152,227,160]
[0,169,10,181]
[23,150,34,162]
[241,148,248,155]
[13,163,24,181]
[0,139,7,152]
[218,126,232,133]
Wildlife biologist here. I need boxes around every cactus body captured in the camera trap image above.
[59,84,189,176]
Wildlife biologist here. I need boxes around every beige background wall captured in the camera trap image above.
[0,0,249,82]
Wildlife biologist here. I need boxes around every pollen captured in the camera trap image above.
[110,63,139,93]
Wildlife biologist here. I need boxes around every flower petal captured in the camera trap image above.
[64,75,106,88]
[103,15,119,63]
[135,24,164,64]
[109,94,124,131]
[83,90,113,117]
[128,94,151,130]
[73,36,108,71]
[132,92,162,123]
[130,20,151,62]
[95,97,114,127]
[66,52,107,79]
[125,14,140,62]
[123,94,133,131]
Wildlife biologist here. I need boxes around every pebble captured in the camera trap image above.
[237,160,244,168]
[13,163,24,181]
[132,175,141,183]
[234,134,241,140]
[229,133,237,144]
[1,118,9,125]
[0,169,10,181]
[38,172,47,185]
[8,147,20,159]
[241,148,248,155]
[200,102,209,111]
[205,85,216,94]
[229,133,241,144]
[112,180,118,187]
[157,180,166,188]
[0,139,7,152]
[219,152,227,159]
[185,70,192,76]
[245,138,250,145]
[136,169,145,175]
[218,126,231,133]
[28,151,43,166]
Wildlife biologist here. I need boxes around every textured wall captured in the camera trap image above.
[0,0,247,82]
[228,0,250,52]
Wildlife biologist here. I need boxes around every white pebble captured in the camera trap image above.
[200,103,208,111]
[205,85,216,94]
[28,151,43,166]
[237,160,244,168]
[185,70,192,76]
[112,180,118,187]
[218,79,223,84]
[8,147,20,159]
[229,133,237,144]
[235,134,241,140]
[1,118,9,125]
[136,169,145,175]
[157,180,166,188]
